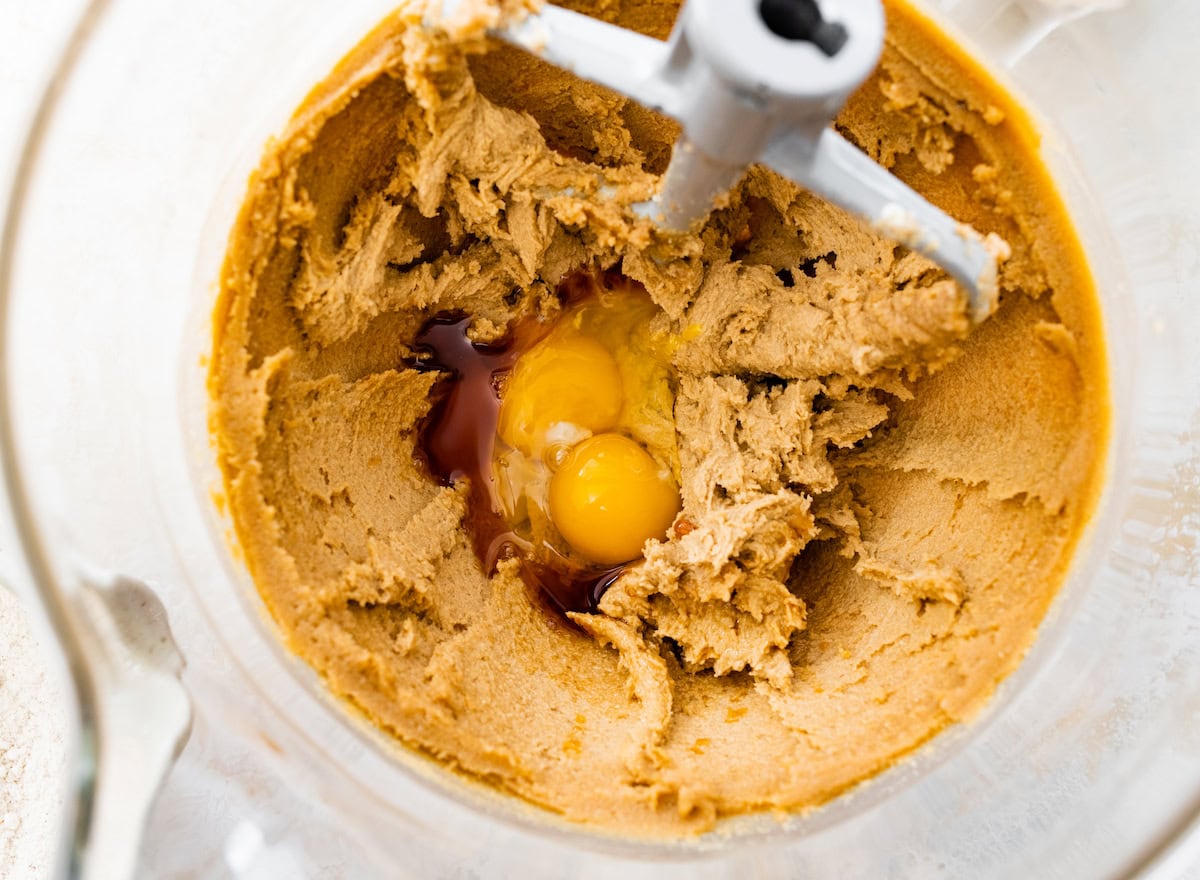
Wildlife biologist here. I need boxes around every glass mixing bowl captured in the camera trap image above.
[3,0,1198,876]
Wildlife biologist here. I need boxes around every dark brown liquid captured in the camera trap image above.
[411,315,515,495]
[411,288,626,620]
[523,557,625,619]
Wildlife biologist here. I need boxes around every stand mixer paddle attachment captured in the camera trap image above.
[429,0,1010,321]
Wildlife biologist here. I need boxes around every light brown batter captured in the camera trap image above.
[209,0,1109,836]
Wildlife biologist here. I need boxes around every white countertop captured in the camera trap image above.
[0,5,84,877]
[0,1,88,608]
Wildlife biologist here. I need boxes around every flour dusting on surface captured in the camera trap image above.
[0,586,67,878]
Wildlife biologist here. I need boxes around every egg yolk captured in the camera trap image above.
[498,331,624,456]
[549,433,681,566]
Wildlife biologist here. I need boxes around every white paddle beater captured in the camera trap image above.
[432,0,1007,319]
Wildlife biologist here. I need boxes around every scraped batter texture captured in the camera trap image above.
[209,0,1108,835]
